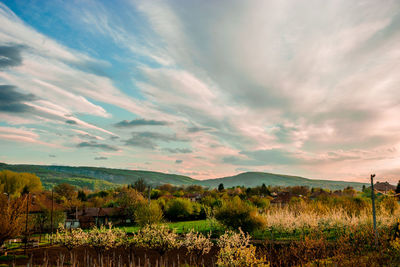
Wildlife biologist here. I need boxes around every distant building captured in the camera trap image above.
[371,182,396,194]
[65,207,125,229]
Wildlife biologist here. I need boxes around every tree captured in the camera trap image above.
[165,198,193,221]
[0,170,42,197]
[54,183,77,201]
[215,196,266,233]
[77,190,87,202]
[133,224,181,256]
[260,183,270,196]
[0,194,26,248]
[133,178,147,193]
[117,188,145,220]
[218,183,224,192]
[33,206,65,241]
[396,180,400,195]
[134,201,163,226]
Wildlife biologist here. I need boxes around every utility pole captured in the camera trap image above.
[50,189,54,244]
[370,174,378,247]
[24,193,30,255]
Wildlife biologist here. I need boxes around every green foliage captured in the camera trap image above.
[0,170,42,197]
[77,190,87,201]
[0,163,369,190]
[215,196,266,233]
[250,196,270,209]
[33,208,65,232]
[165,198,194,221]
[199,172,368,191]
[132,178,147,193]
[134,201,163,226]
[53,183,76,201]
[218,183,224,191]
[116,188,145,220]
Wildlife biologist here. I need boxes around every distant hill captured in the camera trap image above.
[199,172,369,191]
[0,163,368,191]
[0,163,195,190]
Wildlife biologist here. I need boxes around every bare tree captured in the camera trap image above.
[0,194,26,249]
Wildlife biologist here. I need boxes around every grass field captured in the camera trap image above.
[119,219,223,234]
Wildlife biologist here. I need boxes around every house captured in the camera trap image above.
[185,193,202,202]
[28,193,65,213]
[270,191,293,205]
[372,182,396,194]
[66,207,124,229]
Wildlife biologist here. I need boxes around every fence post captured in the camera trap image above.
[370,174,378,247]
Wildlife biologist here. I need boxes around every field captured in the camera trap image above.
[2,206,400,266]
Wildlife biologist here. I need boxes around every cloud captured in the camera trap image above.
[162,148,192,154]
[0,3,159,134]
[114,119,168,128]
[2,1,400,180]
[0,126,57,147]
[124,131,188,149]
[77,141,118,151]
[187,126,212,133]
[94,156,108,160]
[65,120,77,125]
[175,159,183,164]
[0,44,24,68]
[72,129,104,141]
[0,85,36,113]
[223,149,300,166]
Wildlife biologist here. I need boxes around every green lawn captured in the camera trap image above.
[119,219,224,235]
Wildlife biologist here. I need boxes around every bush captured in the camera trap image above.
[183,230,213,258]
[165,198,193,221]
[215,196,266,233]
[85,224,126,255]
[133,224,181,255]
[379,196,399,214]
[216,229,268,266]
[54,225,87,251]
[134,201,163,226]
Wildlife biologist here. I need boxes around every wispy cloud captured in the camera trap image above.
[114,119,168,128]
[77,141,118,151]
[1,1,400,181]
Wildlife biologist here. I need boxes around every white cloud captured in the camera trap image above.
[2,1,400,180]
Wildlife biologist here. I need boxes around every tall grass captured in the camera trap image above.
[263,200,399,232]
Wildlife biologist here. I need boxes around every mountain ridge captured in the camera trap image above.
[0,162,368,191]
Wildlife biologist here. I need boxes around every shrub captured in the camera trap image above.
[379,196,399,214]
[215,196,266,233]
[216,229,268,266]
[117,188,146,221]
[165,198,193,221]
[54,225,87,251]
[133,224,181,255]
[86,224,126,253]
[183,230,213,259]
[134,201,163,226]
[250,196,270,210]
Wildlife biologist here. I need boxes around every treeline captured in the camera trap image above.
[1,170,399,239]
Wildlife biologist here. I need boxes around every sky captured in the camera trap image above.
[0,0,400,183]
